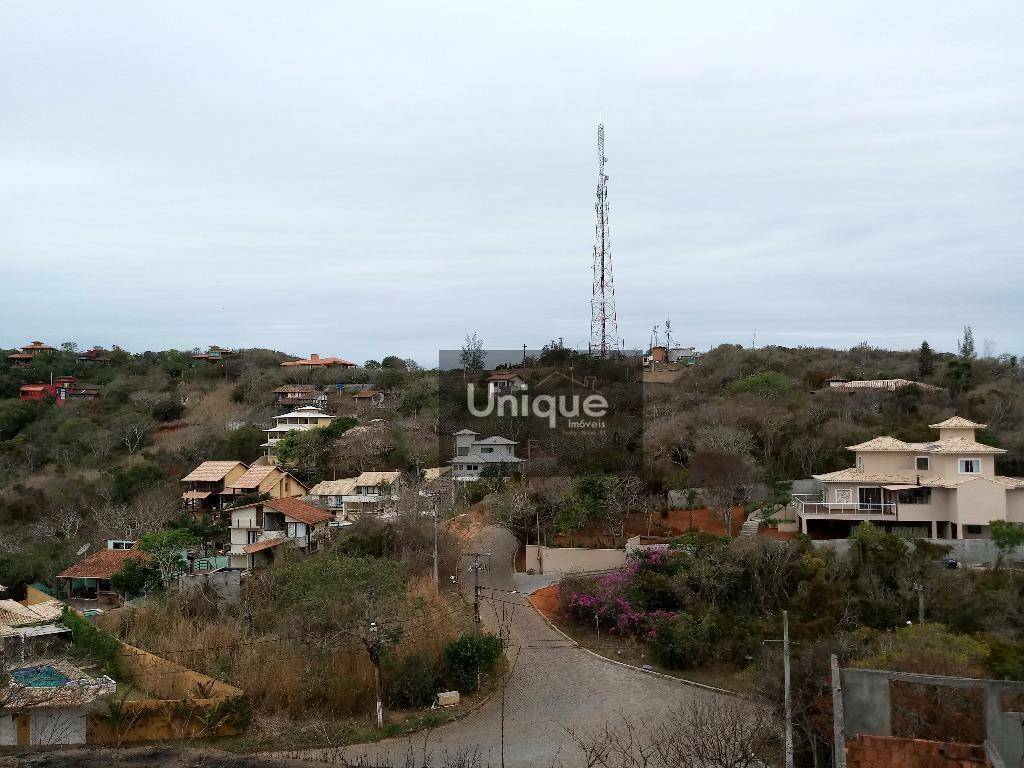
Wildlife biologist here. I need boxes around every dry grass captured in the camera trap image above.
[99,577,470,720]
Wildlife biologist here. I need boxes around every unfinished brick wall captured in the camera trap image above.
[846,734,990,767]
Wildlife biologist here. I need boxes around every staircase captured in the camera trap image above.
[740,512,762,538]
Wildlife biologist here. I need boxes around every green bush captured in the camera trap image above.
[151,398,185,422]
[651,611,719,669]
[61,607,120,672]
[988,638,1024,681]
[443,632,503,692]
[725,371,794,399]
[384,650,442,708]
[108,460,165,501]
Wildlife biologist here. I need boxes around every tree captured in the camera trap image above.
[570,699,778,768]
[380,356,407,370]
[958,325,976,360]
[138,528,198,586]
[945,359,973,396]
[990,520,1024,568]
[687,451,757,537]
[918,340,935,377]
[119,417,152,455]
[110,557,160,598]
[459,332,485,372]
[60,341,79,354]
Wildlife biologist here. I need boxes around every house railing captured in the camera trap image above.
[793,495,897,517]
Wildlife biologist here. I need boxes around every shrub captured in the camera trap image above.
[151,398,185,422]
[443,632,503,692]
[987,638,1024,681]
[725,371,794,399]
[108,460,165,502]
[384,650,442,708]
[651,611,720,669]
[62,607,120,671]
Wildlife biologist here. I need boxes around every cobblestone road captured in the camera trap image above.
[286,526,721,767]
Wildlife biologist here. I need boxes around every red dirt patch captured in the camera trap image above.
[528,585,561,620]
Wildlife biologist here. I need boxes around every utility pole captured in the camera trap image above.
[783,610,794,768]
[913,582,924,624]
[467,552,490,629]
[368,620,383,728]
[432,498,439,586]
[536,507,543,575]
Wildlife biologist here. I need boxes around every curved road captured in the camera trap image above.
[284,526,722,767]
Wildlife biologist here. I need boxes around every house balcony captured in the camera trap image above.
[792,494,897,517]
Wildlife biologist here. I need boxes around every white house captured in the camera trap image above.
[228,498,333,569]
[1,659,116,746]
[309,477,359,518]
[341,471,402,518]
[450,429,525,481]
[486,372,528,398]
[261,405,336,463]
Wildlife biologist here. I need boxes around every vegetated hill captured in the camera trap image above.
[0,339,1021,589]
[643,342,1024,490]
[0,345,437,589]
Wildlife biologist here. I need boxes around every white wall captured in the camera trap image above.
[523,545,627,574]
[30,708,86,745]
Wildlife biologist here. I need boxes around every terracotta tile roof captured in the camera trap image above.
[930,416,987,429]
[263,498,333,525]
[181,490,212,500]
[280,355,356,367]
[352,389,382,398]
[916,438,1005,455]
[846,436,911,451]
[274,384,320,393]
[995,476,1024,489]
[487,372,522,381]
[243,537,293,554]
[354,471,401,487]
[181,460,246,482]
[310,478,359,496]
[21,341,56,352]
[7,353,34,360]
[813,468,941,484]
[0,599,65,628]
[229,464,278,489]
[828,378,943,392]
[58,548,151,580]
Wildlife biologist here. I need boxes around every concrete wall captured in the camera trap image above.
[176,569,241,603]
[523,544,627,574]
[812,537,1024,566]
[23,585,53,605]
[0,708,88,746]
[839,667,1024,767]
[84,642,248,745]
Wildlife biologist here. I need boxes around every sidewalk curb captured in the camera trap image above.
[526,589,744,699]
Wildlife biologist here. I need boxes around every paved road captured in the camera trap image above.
[283,526,722,767]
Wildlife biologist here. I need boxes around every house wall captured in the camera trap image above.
[223,464,248,487]
[0,713,14,745]
[952,479,1008,527]
[1008,490,1024,523]
[523,544,627,574]
[858,452,918,474]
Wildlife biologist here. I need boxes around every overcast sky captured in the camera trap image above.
[1,2,1021,364]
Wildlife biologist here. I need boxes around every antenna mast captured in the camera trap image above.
[589,124,619,357]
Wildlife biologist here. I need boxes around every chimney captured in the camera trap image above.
[310,353,319,361]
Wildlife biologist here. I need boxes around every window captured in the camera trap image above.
[246,530,259,544]
[966,525,982,535]
[896,487,931,505]
[856,456,863,470]
[959,458,982,474]
[834,489,853,505]
[286,522,306,538]
[858,487,883,511]
[915,456,930,471]
[481,447,494,453]
[457,447,469,456]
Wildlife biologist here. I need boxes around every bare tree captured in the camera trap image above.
[688,451,758,537]
[91,488,178,540]
[601,475,645,547]
[119,418,152,455]
[571,698,779,768]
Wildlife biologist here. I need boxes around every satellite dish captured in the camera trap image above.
[76,543,90,557]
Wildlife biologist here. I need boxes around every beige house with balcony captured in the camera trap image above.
[261,406,336,463]
[794,416,1024,539]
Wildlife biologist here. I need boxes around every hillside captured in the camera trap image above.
[1,338,1021,590]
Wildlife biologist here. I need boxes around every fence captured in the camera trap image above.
[813,537,1024,566]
